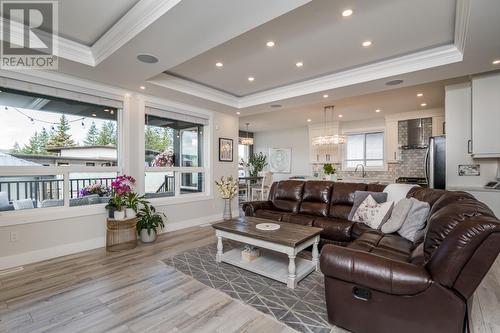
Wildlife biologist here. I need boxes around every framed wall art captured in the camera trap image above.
[219,138,234,162]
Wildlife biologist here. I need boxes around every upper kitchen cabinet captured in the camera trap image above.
[472,74,500,158]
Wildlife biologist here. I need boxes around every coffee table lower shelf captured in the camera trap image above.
[221,246,316,286]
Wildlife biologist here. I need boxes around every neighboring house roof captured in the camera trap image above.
[0,152,42,166]
[46,145,117,153]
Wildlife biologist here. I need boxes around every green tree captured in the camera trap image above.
[38,127,50,153]
[97,121,117,146]
[47,115,75,147]
[10,142,21,153]
[22,131,41,154]
[84,122,99,146]
[145,126,172,152]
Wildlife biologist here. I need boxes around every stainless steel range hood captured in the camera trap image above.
[400,118,431,149]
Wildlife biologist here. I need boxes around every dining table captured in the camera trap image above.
[239,176,263,202]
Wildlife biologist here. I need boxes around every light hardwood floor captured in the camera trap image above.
[0,224,499,333]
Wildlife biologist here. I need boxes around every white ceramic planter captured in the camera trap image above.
[125,208,136,218]
[140,229,157,243]
[330,174,338,182]
[114,210,126,220]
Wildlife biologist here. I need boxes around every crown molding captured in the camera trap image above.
[454,0,471,54]
[148,73,240,108]
[91,0,182,65]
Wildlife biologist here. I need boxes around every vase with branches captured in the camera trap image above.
[215,176,239,220]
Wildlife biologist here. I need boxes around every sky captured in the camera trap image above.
[0,106,114,150]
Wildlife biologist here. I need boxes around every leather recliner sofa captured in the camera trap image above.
[242,180,500,333]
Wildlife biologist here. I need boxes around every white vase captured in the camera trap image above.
[140,229,157,243]
[330,174,338,182]
[125,208,136,218]
[114,210,126,220]
[223,198,232,221]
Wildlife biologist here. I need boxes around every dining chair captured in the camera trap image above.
[251,172,273,200]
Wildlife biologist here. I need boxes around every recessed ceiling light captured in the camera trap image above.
[421,103,427,107]
[386,79,404,86]
[248,77,255,82]
[137,54,159,64]
[307,119,312,122]
[104,109,110,112]
[236,112,241,115]
[296,61,303,67]
[342,9,353,17]
[323,94,329,98]
[493,59,500,65]
[417,93,424,97]
[140,86,146,90]
[338,114,343,118]
[362,40,372,47]
[375,109,381,113]
[215,62,223,67]
[266,41,275,47]
[91,113,97,117]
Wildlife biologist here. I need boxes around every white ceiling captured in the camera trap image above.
[239,80,449,132]
[167,0,455,96]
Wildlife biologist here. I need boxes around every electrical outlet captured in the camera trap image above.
[10,231,19,242]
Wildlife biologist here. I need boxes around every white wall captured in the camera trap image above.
[254,127,311,181]
[0,81,238,270]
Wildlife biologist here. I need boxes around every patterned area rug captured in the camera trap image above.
[163,242,333,333]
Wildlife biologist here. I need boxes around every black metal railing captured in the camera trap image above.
[0,177,116,203]
[155,175,175,194]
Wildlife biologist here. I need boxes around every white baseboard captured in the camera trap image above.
[0,210,241,271]
[0,237,105,271]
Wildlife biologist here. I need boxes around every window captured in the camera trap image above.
[344,132,384,169]
[144,108,208,199]
[0,87,121,211]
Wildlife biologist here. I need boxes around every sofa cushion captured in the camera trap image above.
[348,190,388,221]
[281,213,314,226]
[407,186,446,208]
[329,183,367,219]
[299,181,333,216]
[397,198,430,242]
[254,209,283,221]
[271,180,304,213]
[313,217,353,242]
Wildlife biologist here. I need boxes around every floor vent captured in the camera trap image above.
[0,266,24,277]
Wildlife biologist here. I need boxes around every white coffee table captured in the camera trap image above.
[212,217,322,289]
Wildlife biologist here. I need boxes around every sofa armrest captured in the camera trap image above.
[241,201,272,216]
[320,245,432,295]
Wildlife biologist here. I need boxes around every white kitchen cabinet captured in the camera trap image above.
[472,74,500,158]
[432,116,446,136]
[385,120,401,163]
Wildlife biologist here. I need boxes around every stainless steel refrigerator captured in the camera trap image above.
[425,136,446,189]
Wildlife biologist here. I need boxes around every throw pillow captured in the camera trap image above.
[352,195,394,230]
[398,198,430,242]
[348,191,388,221]
[13,199,35,210]
[381,198,414,234]
[383,184,419,203]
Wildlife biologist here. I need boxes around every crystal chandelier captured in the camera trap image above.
[240,123,254,145]
[312,106,346,146]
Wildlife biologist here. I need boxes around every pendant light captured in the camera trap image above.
[240,123,254,145]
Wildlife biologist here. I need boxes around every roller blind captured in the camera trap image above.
[145,106,209,126]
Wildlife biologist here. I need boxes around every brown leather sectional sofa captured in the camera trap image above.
[242,180,500,333]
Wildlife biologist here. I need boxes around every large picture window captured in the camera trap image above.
[144,108,208,199]
[0,87,121,212]
[344,132,384,169]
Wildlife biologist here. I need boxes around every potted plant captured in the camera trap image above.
[136,203,166,243]
[79,183,110,198]
[215,176,239,220]
[323,163,337,181]
[125,192,146,218]
[248,152,268,177]
[107,194,126,220]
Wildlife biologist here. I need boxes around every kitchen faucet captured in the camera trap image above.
[355,164,366,178]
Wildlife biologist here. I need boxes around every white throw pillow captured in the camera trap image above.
[383,184,419,203]
[352,195,394,230]
[397,198,430,242]
[13,199,34,210]
[381,198,414,234]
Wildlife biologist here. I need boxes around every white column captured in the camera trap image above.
[287,254,297,289]
[122,94,145,193]
[216,235,223,262]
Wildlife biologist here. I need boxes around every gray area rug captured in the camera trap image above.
[163,242,332,333]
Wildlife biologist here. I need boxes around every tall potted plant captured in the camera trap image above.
[125,192,146,218]
[249,152,268,177]
[136,202,166,243]
[214,176,238,220]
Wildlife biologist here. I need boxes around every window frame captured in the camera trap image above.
[342,130,386,171]
[143,107,211,203]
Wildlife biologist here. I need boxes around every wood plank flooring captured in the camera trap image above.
[0,224,499,333]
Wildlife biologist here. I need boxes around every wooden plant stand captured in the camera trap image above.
[106,217,138,252]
